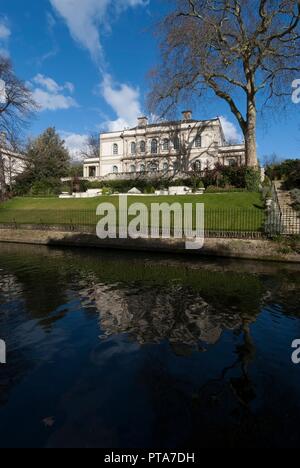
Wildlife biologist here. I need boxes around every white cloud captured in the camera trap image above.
[46,11,57,31]
[219,116,243,143]
[49,0,147,130]
[0,22,10,40]
[49,0,148,63]
[33,89,78,111]
[65,81,75,93]
[37,12,59,65]
[33,74,61,93]
[60,131,89,160]
[33,74,75,94]
[0,19,11,55]
[31,74,78,111]
[101,74,142,131]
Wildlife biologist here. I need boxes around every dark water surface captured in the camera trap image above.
[0,243,300,448]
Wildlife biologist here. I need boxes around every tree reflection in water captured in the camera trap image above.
[0,243,300,448]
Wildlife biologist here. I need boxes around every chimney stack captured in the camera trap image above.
[137,116,148,128]
[182,110,193,121]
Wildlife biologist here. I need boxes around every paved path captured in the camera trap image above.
[274,181,299,235]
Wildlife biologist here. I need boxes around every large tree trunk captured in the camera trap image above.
[0,150,7,201]
[245,99,258,168]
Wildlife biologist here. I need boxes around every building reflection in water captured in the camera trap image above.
[1,244,300,448]
[79,281,258,354]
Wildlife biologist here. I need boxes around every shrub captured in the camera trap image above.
[291,189,300,211]
[144,185,156,194]
[29,178,62,196]
[79,167,262,196]
[267,189,272,198]
[13,173,35,196]
[86,181,103,190]
[61,184,72,195]
[87,178,196,194]
[219,175,231,188]
[261,186,272,202]
[202,172,217,188]
[262,175,272,188]
[79,179,89,192]
[283,161,300,190]
[205,185,246,193]
[69,163,83,178]
[102,187,113,196]
[217,165,248,188]
[266,159,300,189]
[201,164,260,191]
[245,168,261,192]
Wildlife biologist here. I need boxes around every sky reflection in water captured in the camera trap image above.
[0,243,300,448]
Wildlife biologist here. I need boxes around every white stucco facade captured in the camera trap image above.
[0,147,26,187]
[83,113,246,180]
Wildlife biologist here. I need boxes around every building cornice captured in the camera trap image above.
[0,147,25,160]
[100,118,220,138]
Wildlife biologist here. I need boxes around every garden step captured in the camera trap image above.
[274,181,299,234]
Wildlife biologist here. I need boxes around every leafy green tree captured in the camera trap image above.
[27,127,70,180]
[69,162,83,178]
[266,159,300,188]
[15,128,70,195]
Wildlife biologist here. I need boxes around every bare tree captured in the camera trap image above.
[149,0,300,168]
[263,152,283,167]
[80,133,100,160]
[162,121,216,179]
[0,56,36,198]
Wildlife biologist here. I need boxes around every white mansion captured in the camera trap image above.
[83,112,246,180]
[0,133,26,190]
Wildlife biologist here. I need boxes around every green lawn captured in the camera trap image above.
[0,193,265,232]
[0,192,263,210]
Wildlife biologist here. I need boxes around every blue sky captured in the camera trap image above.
[0,0,299,162]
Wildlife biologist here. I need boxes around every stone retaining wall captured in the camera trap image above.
[0,227,299,263]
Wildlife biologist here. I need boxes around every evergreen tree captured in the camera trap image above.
[28,127,70,180]
[15,128,70,195]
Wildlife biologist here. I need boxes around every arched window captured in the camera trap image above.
[173,161,179,172]
[163,162,169,172]
[113,165,118,174]
[130,164,136,173]
[140,141,146,153]
[113,143,118,155]
[149,161,158,172]
[195,135,202,148]
[151,139,158,154]
[173,137,180,151]
[140,164,146,173]
[163,139,169,151]
[131,142,136,155]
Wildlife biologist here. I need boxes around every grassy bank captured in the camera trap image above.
[1,192,263,210]
[0,193,264,232]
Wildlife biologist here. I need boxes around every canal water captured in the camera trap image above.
[0,243,299,448]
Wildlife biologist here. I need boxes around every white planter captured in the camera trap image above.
[266,198,272,208]
[169,186,192,196]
